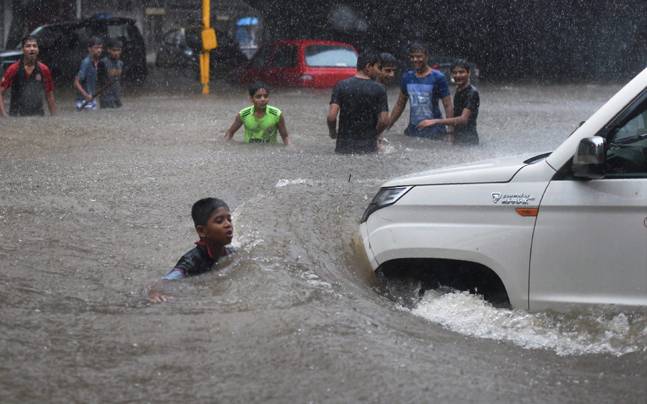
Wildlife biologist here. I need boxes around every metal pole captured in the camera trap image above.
[76,0,81,19]
[200,0,210,94]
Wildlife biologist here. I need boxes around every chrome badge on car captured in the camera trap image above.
[491,192,535,205]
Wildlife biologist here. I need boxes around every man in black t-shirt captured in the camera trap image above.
[417,59,480,144]
[327,51,389,154]
[452,80,479,144]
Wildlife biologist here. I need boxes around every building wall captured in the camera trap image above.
[1,0,10,48]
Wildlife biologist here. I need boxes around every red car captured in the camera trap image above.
[238,39,357,88]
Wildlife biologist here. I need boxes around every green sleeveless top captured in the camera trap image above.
[239,105,282,143]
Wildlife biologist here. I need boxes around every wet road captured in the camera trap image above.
[1,75,646,403]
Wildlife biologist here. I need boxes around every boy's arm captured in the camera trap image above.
[376,111,390,152]
[0,88,6,117]
[74,61,93,100]
[278,114,290,145]
[442,95,454,120]
[376,111,389,136]
[147,267,187,303]
[417,108,472,129]
[148,279,170,303]
[224,113,243,140]
[327,103,339,139]
[376,89,389,136]
[389,91,408,129]
[46,91,57,116]
[74,76,92,101]
[42,66,56,115]
[0,65,17,117]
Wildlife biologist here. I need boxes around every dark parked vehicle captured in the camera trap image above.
[155,27,248,78]
[0,49,21,75]
[0,16,147,84]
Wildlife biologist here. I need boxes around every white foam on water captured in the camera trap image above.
[275,178,313,187]
[410,290,647,356]
[274,178,388,188]
[301,271,333,289]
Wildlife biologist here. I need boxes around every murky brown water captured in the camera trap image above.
[1,73,645,403]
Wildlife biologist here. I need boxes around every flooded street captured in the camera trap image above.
[1,76,646,403]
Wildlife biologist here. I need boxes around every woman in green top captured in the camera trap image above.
[224,82,290,145]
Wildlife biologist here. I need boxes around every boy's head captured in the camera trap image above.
[191,198,233,245]
[408,42,429,72]
[21,36,39,62]
[106,39,123,60]
[248,81,270,110]
[356,50,380,79]
[450,59,471,86]
[87,37,103,59]
[377,52,397,84]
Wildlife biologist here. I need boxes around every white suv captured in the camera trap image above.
[360,68,647,311]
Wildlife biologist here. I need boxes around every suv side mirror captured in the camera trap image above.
[572,136,606,179]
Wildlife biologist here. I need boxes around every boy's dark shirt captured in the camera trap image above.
[170,241,234,278]
[330,77,388,154]
[98,57,123,108]
[453,84,480,144]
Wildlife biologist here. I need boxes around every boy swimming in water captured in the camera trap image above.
[224,82,290,145]
[148,197,235,303]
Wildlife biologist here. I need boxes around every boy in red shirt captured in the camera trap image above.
[0,36,57,117]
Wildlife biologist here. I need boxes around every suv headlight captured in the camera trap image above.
[360,186,412,223]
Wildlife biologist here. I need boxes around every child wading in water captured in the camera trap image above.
[98,39,124,109]
[148,198,235,303]
[74,37,103,111]
[224,82,290,145]
[416,60,480,144]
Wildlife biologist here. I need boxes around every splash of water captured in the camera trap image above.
[410,290,647,356]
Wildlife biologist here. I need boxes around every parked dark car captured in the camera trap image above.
[0,49,21,75]
[0,16,147,84]
[155,26,248,79]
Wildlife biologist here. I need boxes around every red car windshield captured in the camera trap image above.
[305,45,357,68]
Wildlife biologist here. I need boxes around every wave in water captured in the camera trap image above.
[409,290,647,357]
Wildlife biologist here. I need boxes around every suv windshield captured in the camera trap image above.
[28,25,77,49]
[305,45,356,67]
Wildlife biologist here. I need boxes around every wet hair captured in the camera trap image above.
[191,198,230,226]
[21,36,38,47]
[356,50,379,70]
[379,52,398,68]
[451,59,471,72]
[408,41,429,55]
[87,36,103,48]
[248,81,270,97]
[107,38,123,49]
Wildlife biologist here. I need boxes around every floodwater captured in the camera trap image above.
[1,74,646,403]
